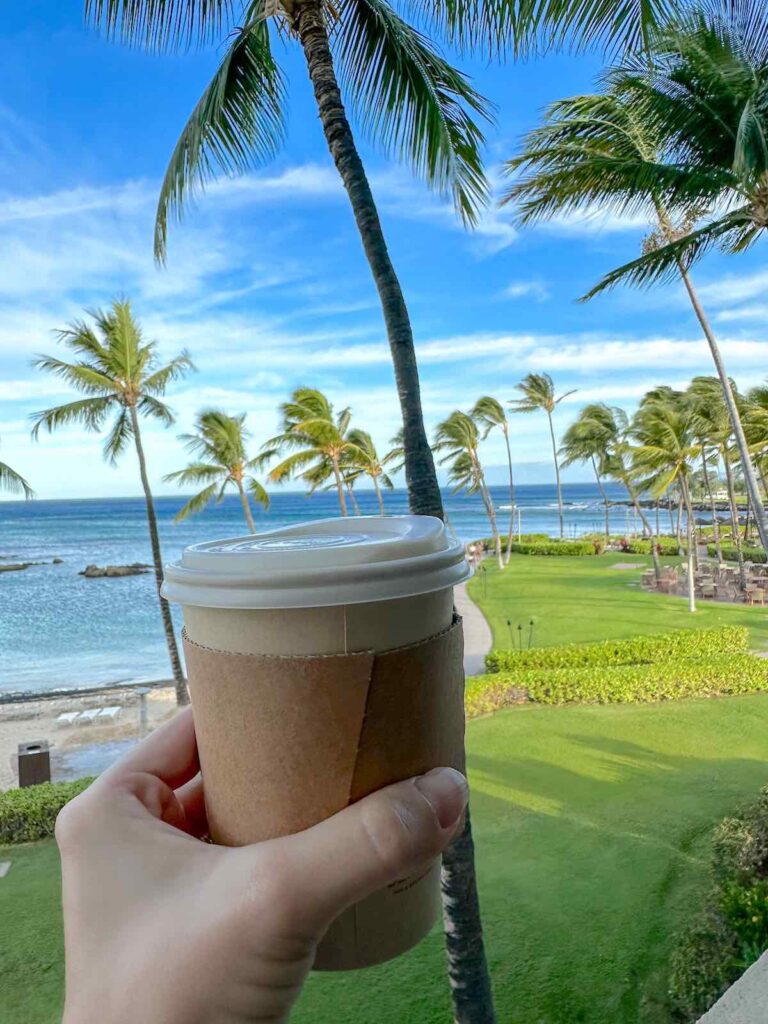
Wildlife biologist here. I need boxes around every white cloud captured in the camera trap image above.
[697,269,768,307]
[501,279,549,302]
[714,303,768,323]
[539,205,652,236]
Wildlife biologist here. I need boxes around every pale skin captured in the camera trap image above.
[57,709,469,1024]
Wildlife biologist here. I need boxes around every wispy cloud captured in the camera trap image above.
[501,279,549,302]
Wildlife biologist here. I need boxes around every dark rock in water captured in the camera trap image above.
[0,562,33,573]
[80,563,151,578]
[52,557,64,564]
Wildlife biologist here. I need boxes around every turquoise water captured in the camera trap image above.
[0,484,625,693]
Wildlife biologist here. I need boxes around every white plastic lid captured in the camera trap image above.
[162,515,471,609]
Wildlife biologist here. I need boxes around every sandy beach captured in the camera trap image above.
[0,685,179,791]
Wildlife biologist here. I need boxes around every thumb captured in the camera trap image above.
[274,768,469,934]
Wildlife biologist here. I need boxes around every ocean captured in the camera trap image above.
[0,482,631,694]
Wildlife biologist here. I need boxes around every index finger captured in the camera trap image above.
[104,706,200,790]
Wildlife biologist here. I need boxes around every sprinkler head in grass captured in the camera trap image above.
[517,624,523,650]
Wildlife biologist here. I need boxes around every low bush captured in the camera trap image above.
[507,540,596,556]
[0,777,93,844]
[621,537,683,555]
[485,626,749,673]
[670,787,768,1021]
[707,545,767,563]
[467,654,767,714]
[474,533,549,548]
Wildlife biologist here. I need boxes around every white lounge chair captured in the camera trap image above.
[97,706,122,722]
[78,708,101,725]
[56,711,81,727]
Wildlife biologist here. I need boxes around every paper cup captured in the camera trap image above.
[162,515,470,969]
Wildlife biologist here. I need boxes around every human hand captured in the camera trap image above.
[56,708,468,1024]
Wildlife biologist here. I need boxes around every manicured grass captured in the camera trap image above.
[5,695,768,1023]
[469,552,768,652]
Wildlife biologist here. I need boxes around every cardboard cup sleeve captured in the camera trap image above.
[182,614,465,968]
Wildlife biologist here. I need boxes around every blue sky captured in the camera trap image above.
[2,2,768,499]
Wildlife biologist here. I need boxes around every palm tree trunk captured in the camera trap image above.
[294,2,441,521]
[331,458,348,516]
[625,477,662,582]
[346,480,361,515]
[591,456,610,546]
[701,446,723,563]
[502,424,516,565]
[680,476,698,572]
[723,446,746,588]
[678,267,768,552]
[675,492,684,555]
[546,410,564,539]
[293,8,493,1019]
[128,405,187,706]
[236,479,256,533]
[478,473,503,571]
[372,474,385,515]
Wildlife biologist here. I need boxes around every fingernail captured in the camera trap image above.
[414,767,469,829]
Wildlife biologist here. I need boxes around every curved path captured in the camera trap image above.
[455,581,493,677]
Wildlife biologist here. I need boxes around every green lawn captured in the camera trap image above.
[469,552,768,651]
[5,695,768,1024]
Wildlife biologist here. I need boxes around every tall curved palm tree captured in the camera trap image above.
[433,411,503,569]
[84,3,687,1016]
[472,396,516,563]
[344,429,394,514]
[560,404,614,544]
[510,373,575,539]
[0,439,33,498]
[164,409,269,530]
[31,300,194,706]
[504,3,768,553]
[265,388,360,515]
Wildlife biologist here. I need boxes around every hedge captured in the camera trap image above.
[485,626,749,673]
[670,787,768,1021]
[707,545,767,563]
[0,777,93,844]
[507,540,596,556]
[622,538,683,555]
[467,654,768,713]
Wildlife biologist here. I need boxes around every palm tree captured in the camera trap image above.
[580,403,664,582]
[344,429,395,514]
[0,440,33,498]
[505,4,768,553]
[84,2,688,1015]
[265,388,360,515]
[560,404,614,545]
[472,397,516,563]
[164,409,269,531]
[686,378,728,563]
[510,373,575,539]
[31,300,194,706]
[631,395,700,567]
[433,411,503,569]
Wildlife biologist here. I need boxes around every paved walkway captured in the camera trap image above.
[455,581,493,677]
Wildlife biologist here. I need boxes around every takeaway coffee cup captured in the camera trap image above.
[162,515,470,970]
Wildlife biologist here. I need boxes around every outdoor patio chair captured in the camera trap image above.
[77,708,101,725]
[749,588,766,606]
[56,711,81,727]
[97,706,122,722]
[700,583,716,599]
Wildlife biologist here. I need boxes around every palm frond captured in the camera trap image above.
[163,462,225,485]
[137,395,175,426]
[0,459,34,498]
[173,482,221,522]
[84,0,234,53]
[142,351,195,393]
[30,396,116,440]
[154,16,286,260]
[335,0,492,225]
[246,476,270,509]
[103,408,134,465]
[30,356,118,397]
[582,206,753,296]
